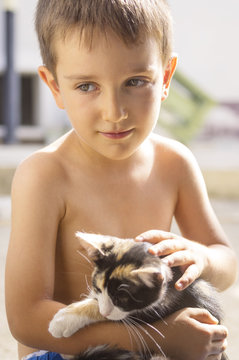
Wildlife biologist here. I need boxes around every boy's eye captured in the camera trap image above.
[77,83,97,92]
[126,78,147,87]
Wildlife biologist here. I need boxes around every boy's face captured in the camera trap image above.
[39,30,176,161]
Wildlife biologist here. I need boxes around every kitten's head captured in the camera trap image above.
[76,232,172,321]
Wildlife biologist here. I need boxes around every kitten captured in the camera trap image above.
[49,232,228,360]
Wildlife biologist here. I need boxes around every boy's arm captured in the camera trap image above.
[136,145,237,291]
[4,155,133,354]
[174,146,237,290]
[5,155,228,358]
[5,155,67,350]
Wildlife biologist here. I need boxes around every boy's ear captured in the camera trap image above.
[38,66,65,109]
[161,55,177,102]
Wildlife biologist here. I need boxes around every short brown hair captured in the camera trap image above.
[35,0,173,76]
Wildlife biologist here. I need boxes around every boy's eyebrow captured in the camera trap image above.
[63,66,158,81]
[129,65,158,75]
[64,74,98,81]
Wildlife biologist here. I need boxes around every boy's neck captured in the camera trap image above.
[70,130,150,170]
[58,129,154,183]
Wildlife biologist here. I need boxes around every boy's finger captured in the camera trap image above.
[159,248,191,264]
[148,239,186,256]
[135,230,176,243]
[209,338,228,356]
[211,326,228,342]
[189,308,219,324]
[175,264,200,290]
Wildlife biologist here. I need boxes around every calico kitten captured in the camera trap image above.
[49,232,228,360]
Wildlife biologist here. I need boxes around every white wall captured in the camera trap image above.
[15,0,40,72]
[169,0,239,101]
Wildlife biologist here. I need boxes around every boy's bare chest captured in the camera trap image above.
[63,172,176,237]
[54,169,177,302]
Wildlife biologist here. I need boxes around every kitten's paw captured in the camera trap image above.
[49,308,85,338]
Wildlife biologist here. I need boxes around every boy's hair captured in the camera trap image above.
[35,0,173,77]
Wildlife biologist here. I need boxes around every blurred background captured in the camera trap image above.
[0,0,238,359]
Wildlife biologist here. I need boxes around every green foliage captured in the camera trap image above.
[159,70,216,143]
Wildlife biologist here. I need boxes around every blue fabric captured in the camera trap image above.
[26,352,64,360]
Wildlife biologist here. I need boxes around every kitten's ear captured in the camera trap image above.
[132,267,164,287]
[76,232,104,257]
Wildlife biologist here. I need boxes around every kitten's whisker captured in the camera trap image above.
[130,315,165,339]
[127,317,153,358]
[124,318,151,358]
[123,319,142,354]
[130,319,152,358]
[146,307,168,326]
[76,250,93,267]
[122,320,133,349]
[128,316,166,357]
[124,319,141,352]
[121,319,136,351]
[70,258,93,272]
[79,293,89,299]
[84,274,92,294]
[75,256,92,272]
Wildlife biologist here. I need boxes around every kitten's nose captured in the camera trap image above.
[99,298,114,318]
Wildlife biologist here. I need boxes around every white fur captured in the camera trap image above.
[49,308,95,338]
[97,290,114,317]
[97,289,128,320]
[49,298,100,338]
[106,306,128,320]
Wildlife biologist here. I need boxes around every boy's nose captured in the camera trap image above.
[101,90,128,123]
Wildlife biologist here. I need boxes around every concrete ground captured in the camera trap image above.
[0,196,238,360]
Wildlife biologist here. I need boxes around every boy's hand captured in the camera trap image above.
[158,307,228,360]
[135,229,209,290]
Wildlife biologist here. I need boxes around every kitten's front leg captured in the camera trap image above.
[49,298,105,338]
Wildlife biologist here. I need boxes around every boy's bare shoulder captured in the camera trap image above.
[12,134,71,202]
[149,133,203,189]
[151,133,196,166]
[16,131,74,175]
[13,147,64,187]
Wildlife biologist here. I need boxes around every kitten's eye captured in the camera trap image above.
[118,295,128,303]
[114,285,128,302]
[113,292,128,307]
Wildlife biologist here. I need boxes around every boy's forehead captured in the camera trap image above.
[55,29,163,76]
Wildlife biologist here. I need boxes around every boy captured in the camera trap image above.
[5,0,237,359]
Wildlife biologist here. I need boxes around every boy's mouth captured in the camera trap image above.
[99,129,134,139]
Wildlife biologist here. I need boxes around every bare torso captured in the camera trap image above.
[18,130,179,358]
[55,130,178,300]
